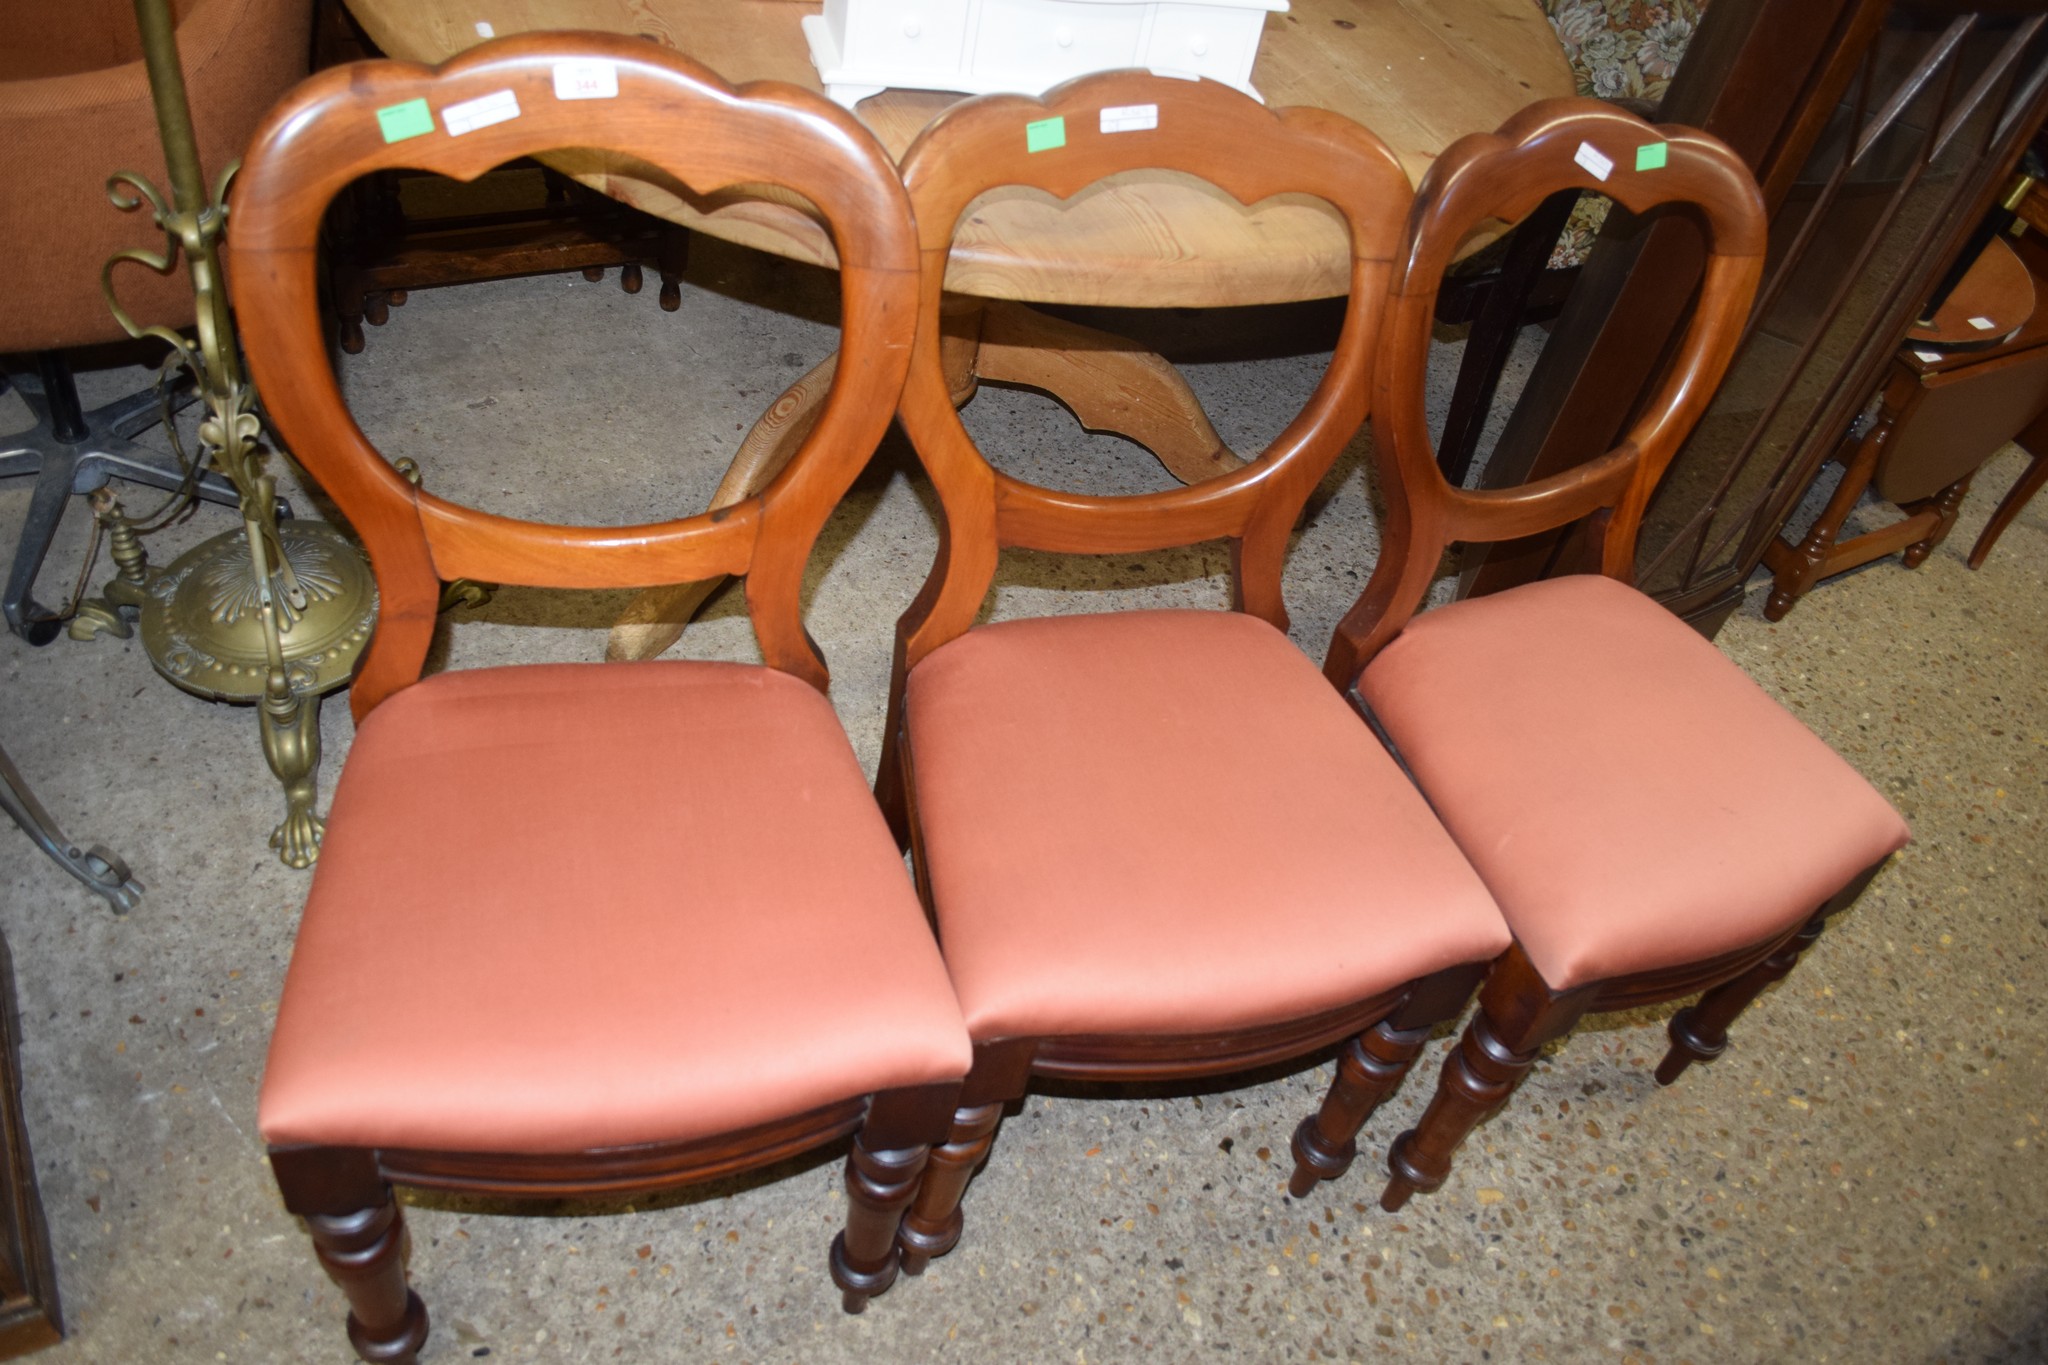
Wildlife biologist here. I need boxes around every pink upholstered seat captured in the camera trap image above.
[1356,574,1911,990]
[260,662,971,1155]
[906,610,1511,1041]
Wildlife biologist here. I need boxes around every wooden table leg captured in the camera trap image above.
[605,295,1240,662]
[1967,445,2048,568]
[974,300,1245,483]
[604,354,838,663]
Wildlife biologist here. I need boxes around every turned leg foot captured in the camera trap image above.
[306,1197,428,1364]
[1382,1008,1546,1211]
[896,1101,1003,1276]
[1656,911,1828,1085]
[831,1132,930,1313]
[620,261,643,294]
[1289,1015,1435,1197]
[1902,472,1973,569]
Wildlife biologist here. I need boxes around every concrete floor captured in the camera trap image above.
[2,236,2044,1364]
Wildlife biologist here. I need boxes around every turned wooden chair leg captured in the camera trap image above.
[1289,1018,1437,1196]
[1380,960,1592,1214]
[1288,965,1484,1197]
[1656,861,1881,1085]
[831,1132,931,1314]
[1380,1007,1547,1211]
[305,1196,429,1365]
[1656,913,1826,1085]
[896,1101,1004,1275]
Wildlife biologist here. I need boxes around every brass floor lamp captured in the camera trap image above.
[74,0,376,868]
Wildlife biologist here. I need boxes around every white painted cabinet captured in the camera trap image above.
[803,0,1288,109]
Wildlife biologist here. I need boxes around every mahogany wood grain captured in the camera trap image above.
[230,37,954,1357]
[1323,101,1767,686]
[879,71,1499,1273]
[343,0,1569,665]
[229,35,920,718]
[892,71,1409,675]
[1381,864,1885,1210]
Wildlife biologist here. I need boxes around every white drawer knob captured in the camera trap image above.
[1055,24,1075,47]
[1189,33,1209,56]
[903,15,921,38]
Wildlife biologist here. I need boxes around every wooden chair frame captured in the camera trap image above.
[1324,99,1768,687]
[874,71,1499,1276]
[228,36,945,1358]
[1309,102,1896,1212]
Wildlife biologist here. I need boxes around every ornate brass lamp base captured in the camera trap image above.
[137,521,376,867]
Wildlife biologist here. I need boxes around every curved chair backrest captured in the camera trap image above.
[227,35,918,718]
[1324,99,1767,685]
[891,70,1412,673]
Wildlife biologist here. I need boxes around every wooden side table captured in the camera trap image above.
[1764,233,2048,619]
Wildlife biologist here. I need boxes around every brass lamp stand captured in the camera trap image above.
[73,0,375,868]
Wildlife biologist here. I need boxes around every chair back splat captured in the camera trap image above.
[227,39,971,1359]
[893,73,1410,670]
[230,35,920,718]
[1324,99,1767,685]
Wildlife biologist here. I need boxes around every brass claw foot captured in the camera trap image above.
[261,678,326,869]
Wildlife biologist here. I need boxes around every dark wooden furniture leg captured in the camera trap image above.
[1968,444,2048,566]
[1899,471,1973,567]
[1381,952,1591,1212]
[1656,864,1879,1084]
[1763,417,1888,621]
[896,1101,1004,1275]
[831,1136,931,1313]
[1288,963,1487,1197]
[272,1149,428,1365]
[1658,912,1827,1084]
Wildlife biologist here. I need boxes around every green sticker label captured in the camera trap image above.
[1635,141,1669,172]
[1025,116,1067,153]
[377,98,435,144]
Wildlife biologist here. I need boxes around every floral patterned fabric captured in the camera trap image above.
[1543,0,1710,266]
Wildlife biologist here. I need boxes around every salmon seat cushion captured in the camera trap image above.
[260,661,970,1155]
[905,610,1511,1041]
[1357,575,1911,990]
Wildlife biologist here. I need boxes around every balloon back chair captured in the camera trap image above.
[1306,100,1911,1210]
[226,37,970,1360]
[878,70,1515,1278]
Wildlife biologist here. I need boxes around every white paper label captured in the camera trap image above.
[1100,104,1158,134]
[1913,349,1945,363]
[442,88,521,136]
[474,20,494,37]
[1574,141,1615,182]
[1969,315,1997,330]
[554,60,619,101]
